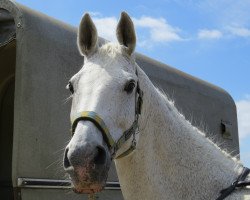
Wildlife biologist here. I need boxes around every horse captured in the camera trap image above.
[63,12,250,200]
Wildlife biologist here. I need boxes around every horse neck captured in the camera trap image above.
[115,67,243,200]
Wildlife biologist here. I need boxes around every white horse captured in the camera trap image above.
[63,12,250,200]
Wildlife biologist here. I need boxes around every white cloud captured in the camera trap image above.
[92,17,118,42]
[133,16,182,43]
[89,12,102,17]
[196,27,250,40]
[228,27,250,37]
[91,14,183,46]
[90,2,250,44]
[194,1,250,40]
[198,29,223,39]
[236,96,250,139]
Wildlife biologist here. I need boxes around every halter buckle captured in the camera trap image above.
[131,138,137,148]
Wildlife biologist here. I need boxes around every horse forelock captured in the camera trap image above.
[86,42,136,71]
[99,43,124,57]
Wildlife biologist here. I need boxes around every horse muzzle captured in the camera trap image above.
[63,121,112,194]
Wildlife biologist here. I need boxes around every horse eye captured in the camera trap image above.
[67,82,74,94]
[124,80,136,93]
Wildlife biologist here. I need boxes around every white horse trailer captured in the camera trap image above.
[0,0,239,199]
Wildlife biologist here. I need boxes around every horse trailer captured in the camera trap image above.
[0,0,239,199]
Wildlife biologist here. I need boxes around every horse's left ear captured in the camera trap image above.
[116,12,136,55]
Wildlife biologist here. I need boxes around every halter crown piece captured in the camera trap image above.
[70,68,143,159]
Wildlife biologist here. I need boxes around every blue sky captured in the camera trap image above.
[14,0,250,166]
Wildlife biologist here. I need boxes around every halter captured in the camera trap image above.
[216,167,250,200]
[70,68,143,159]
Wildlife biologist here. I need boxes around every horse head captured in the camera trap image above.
[63,12,141,194]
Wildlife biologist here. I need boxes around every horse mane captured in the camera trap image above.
[155,86,242,167]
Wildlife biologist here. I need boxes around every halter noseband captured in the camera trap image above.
[70,68,143,159]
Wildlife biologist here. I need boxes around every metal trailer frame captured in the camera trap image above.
[0,0,239,199]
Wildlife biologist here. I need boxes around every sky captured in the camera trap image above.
[14,0,250,167]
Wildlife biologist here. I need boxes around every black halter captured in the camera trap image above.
[216,167,250,200]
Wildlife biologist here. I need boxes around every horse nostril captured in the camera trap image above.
[94,146,106,165]
[63,148,71,169]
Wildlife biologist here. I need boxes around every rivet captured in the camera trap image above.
[17,22,21,28]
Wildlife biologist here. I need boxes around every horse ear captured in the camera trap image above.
[116,12,136,55]
[77,13,98,57]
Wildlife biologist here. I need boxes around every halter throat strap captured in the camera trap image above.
[70,68,143,159]
[216,167,250,200]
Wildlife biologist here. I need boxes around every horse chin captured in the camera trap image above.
[69,167,109,194]
[72,183,104,194]
[70,175,107,194]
